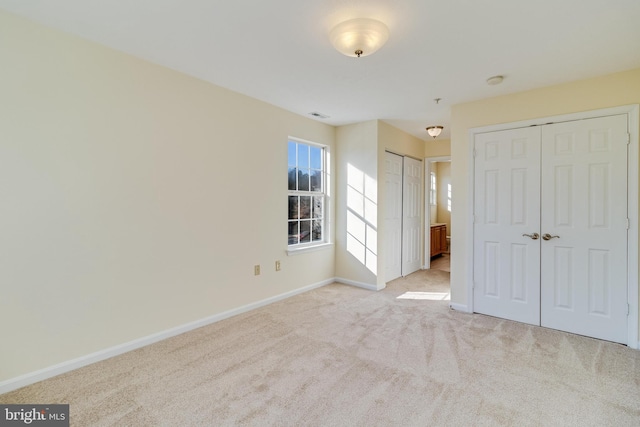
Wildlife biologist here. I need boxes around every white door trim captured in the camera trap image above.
[424,156,451,268]
[466,104,639,349]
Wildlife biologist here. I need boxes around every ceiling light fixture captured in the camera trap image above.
[426,126,443,139]
[329,18,389,58]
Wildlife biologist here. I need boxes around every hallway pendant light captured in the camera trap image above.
[426,126,443,138]
[329,18,389,57]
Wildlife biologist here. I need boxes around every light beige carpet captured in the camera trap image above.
[2,269,640,426]
[430,253,450,272]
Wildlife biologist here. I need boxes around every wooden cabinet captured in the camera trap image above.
[430,224,447,257]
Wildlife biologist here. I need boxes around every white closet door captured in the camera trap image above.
[402,157,422,276]
[540,115,628,343]
[473,127,542,325]
[384,152,403,282]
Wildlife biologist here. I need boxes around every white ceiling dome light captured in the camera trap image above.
[329,18,390,58]
[426,126,444,138]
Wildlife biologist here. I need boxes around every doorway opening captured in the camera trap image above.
[425,156,451,273]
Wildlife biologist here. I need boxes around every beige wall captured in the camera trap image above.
[378,121,425,160]
[450,68,640,342]
[424,138,451,158]
[335,120,424,288]
[430,205,437,225]
[0,11,336,382]
[435,162,452,235]
[335,121,379,287]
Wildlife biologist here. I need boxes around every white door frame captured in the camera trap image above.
[424,155,451,268]
[466,104,639,348]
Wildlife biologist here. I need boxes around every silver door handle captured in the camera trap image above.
[522,233,539,240]
[542,233,559,240]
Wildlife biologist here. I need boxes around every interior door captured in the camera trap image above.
[384,152,403,282]
[540,115,629,343]
[402,157,422,276]
[473,114,629,343]
[473,127,542,325]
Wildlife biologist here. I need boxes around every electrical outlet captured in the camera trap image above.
[254,265,260,275]
[275,260,281,271]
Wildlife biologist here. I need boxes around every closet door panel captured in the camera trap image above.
[384,152,403,282]
[473,127,541,325]
[402,157,422,276]
[540,114,628,343]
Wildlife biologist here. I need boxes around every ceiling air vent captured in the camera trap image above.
[309,112,330,119]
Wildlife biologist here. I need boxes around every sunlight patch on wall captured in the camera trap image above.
[346,163,377,274]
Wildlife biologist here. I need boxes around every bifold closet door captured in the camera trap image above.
[384,152,403,282]
[402,156,422,276]
[384,153,423,282]
[474,114,629,343]
[473,126,542,325]
[540,115,628,343]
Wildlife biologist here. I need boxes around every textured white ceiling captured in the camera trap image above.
[1,0,640,140]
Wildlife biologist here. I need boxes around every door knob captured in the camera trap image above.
[542,233,559,240]
[522,233,539,240]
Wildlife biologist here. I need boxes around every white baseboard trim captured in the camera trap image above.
[449,303,470,313]
[0,278,334,395]
[334,277,380,291]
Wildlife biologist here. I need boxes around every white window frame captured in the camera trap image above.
[287,137,329,253]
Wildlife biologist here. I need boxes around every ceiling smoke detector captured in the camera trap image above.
[486,75,504,86]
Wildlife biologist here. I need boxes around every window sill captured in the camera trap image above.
[287,242,333,256]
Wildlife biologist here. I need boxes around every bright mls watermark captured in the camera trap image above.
[0,405,68,426]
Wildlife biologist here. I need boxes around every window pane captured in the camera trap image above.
[310,170,322,192]
[288,196,299,219]
[298,169,310,191]
[288,140,325,247]
[288,221,299,245]
[313,196,323,218]
[288,141,297,167]
[288,167,297,190]
[298,144,309,168]
[299,196,311,219]
[312,219,322,241]
[310,146,322,169]
[300,221,311,243]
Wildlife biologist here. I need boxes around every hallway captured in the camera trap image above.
[430,253,450,272]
